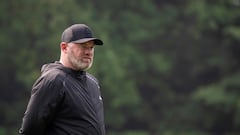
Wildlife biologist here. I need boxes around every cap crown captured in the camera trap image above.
[61,24,103,45]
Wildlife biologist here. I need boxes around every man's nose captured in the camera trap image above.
[84,48,93,55]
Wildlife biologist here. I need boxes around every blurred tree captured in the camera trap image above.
[0,0,240,135]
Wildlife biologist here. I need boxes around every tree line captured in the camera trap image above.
[0,0,240,135]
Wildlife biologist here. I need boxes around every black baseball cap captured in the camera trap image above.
[61,24,103,45]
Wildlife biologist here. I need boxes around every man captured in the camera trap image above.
[19,24,106,135]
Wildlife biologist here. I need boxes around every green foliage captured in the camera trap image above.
[162,130,210,135]
[193,72,240,130]
[108,130,149,135]
[0,127,6,135]
[0,0,240,134]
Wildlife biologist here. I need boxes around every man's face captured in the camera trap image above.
[67,40,95,71]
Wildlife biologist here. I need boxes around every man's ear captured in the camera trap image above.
[60,42,68,53]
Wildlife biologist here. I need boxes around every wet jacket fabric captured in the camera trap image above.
[19,62,105,135]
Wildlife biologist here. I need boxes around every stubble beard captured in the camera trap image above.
[68,53,93,71]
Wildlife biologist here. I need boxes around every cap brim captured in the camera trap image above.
[72,38,103,45]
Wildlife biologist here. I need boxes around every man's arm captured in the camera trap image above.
[19,76,64,135]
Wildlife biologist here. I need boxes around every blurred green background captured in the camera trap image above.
[0,0,240,135]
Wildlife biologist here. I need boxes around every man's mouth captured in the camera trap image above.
[82,57,91,62]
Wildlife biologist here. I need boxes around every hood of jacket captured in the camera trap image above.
[41,61,86,76]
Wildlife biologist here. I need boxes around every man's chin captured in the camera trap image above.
[76,63,92,71]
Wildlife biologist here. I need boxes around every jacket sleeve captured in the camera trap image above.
[19,75,64,135]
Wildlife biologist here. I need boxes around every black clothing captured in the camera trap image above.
[19,62,105,135]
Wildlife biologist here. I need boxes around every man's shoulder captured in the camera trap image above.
[40,62,69,78]
[31,68,67,94]
[41,68,68,82]
[86,73,99,86]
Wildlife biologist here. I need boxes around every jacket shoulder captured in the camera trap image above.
[31,68,67,93]
[86,73,99,87]
[41,68,68,81]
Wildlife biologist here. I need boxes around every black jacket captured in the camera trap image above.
[19,62,105,135]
